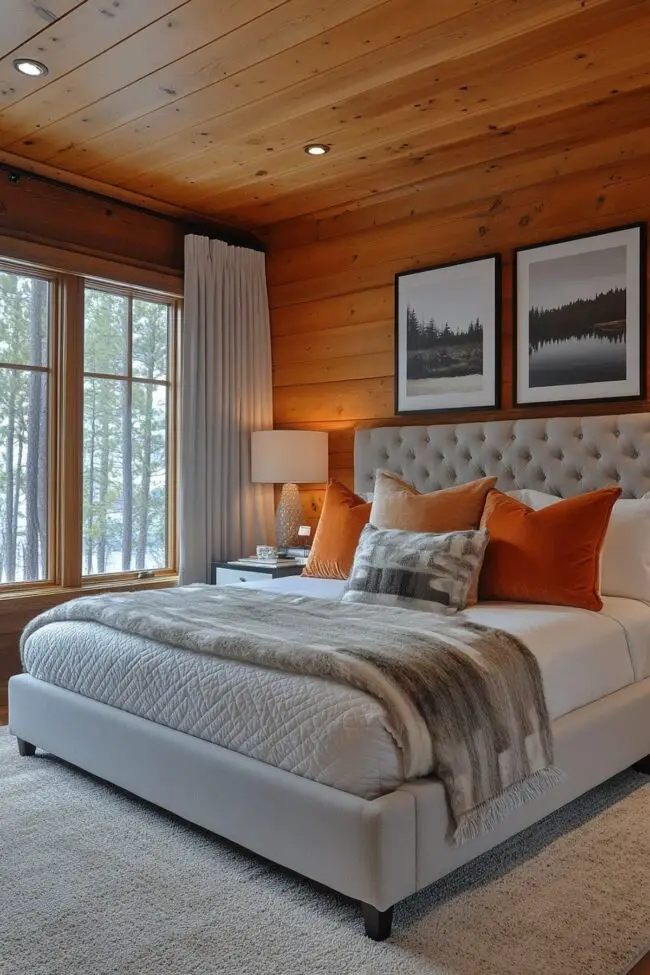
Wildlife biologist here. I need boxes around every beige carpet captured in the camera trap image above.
[1,728,649,975]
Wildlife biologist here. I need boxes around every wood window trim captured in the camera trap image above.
[0,234,182,298]
[0,574,179,606]
[79,284,179,584]
[0,249,181,595]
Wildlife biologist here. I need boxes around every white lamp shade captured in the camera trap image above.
[251,430,328,484]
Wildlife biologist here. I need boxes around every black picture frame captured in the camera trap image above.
[513,223,646,408]
[394,253,502,415]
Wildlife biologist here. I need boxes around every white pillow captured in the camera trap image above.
[506,489,650,603]
[506,489,559,510]
[600,496,650,602]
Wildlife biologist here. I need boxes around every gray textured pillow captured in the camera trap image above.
[342,524,488,613]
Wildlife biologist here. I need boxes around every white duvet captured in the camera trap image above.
[21,577,650,799]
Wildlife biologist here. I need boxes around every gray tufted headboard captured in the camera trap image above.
[354,413,650,500]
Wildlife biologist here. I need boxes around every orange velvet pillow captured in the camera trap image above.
[479,487,621,611]
[302,480,371,580]
[370,470,498,533]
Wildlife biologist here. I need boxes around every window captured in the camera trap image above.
[83,286,173,576]
[0,256,179,592]
[0,264,53,584]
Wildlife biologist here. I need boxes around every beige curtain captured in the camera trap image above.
[180,235,275,584]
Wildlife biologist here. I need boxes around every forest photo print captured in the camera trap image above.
[395,255,500,413]
[515,225,645,406]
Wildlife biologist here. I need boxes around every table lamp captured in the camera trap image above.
[251,430,328,547]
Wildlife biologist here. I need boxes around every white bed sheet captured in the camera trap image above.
[249,577,647,717]
[21,577,649,799]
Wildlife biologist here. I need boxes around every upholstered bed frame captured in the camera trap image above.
[9,412,650,941]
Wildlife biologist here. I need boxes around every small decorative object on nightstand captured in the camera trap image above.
[251,430,328,548]
[210,559,304,586]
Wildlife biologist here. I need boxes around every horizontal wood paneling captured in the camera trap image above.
[0,0,188,112]
[72,0,623,192]
[0,164,261,275]
[268,153,650,505]
[263,120,650,259]
[3,1,650,228]
[1,0,86,56]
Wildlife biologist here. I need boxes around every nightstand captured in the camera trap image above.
[210,560,304,585]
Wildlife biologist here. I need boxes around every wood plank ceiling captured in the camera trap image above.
[0,0,649,231]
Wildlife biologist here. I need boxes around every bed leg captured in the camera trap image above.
[17,738,36,757]
[361,903,394,941]
[633,754,650,774]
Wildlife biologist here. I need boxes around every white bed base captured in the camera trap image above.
[9,672,650,938]
[10,412,650,938]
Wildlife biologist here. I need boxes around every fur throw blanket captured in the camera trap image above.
[22,586,561,841]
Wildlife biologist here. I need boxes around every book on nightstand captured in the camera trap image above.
[279,546,311,560]
[236,555,303,567]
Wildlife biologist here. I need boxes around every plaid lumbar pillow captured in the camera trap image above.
[342,524,488,613]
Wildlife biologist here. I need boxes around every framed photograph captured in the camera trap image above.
[395,254,501,414]
[515,223,646,406]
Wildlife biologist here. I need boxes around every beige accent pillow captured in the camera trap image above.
[370,471,498,533]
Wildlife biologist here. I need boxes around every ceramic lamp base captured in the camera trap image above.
[276,482,303,548]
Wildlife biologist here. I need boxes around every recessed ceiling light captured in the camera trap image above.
[304,144,330,156]
[13,59,49,77]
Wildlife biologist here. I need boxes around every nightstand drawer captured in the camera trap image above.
[214,567,272,585]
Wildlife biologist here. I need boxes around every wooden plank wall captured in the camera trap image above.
[266,154,650,527]
[0,164,261,274]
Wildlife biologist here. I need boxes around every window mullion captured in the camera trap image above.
[58,275,84,588]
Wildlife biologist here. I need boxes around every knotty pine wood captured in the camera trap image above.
[0,0,85,56]
[0,165,260,276]
[268,151,650,523]
[2,1,650,227]
[73,0,635,195]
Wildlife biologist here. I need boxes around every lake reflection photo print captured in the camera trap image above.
[395,254,500,414]
[515,224,645,406]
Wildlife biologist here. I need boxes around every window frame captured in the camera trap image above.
[0,258,60,593]
[0,254,181,595]
[81,279,178,583]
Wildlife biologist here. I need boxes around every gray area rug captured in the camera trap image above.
[0,728,648,975]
